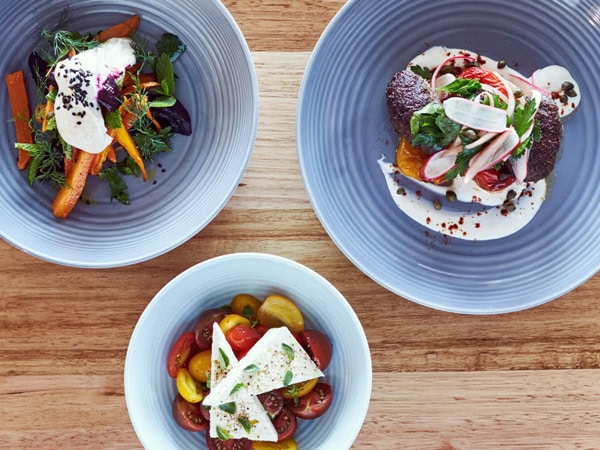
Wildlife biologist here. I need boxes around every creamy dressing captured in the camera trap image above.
[383,46,577,240]
[54,38,136,154]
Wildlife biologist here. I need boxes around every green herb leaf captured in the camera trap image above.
[437,78,482,97]
[283,370,293,387]
[243,364,260,373]
[148,96,176,108]
[104,110,123,129]
[409,64,432,81]
[282,343,295,361]
[133,125,173,162]
[99,166,130,205]
[286,384,299,398]
[410,103,461,151]
[238,416,253,433]
[444,146,481,181]
[216,426,231,441]
[154,52,175,96]
[230,383,247,395]
[218,402,237,415]
[241,305,255,322]
[513,98,538,138]
[219,348,230,369]
[156,32,186,62]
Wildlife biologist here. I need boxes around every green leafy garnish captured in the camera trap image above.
[218,402,237,415]
[409,64,432,80]
[241,305,255,322]
[286,384,299,398]
[133,125,173,162]
[444,146,482,181]
[243,364,260,373]
[99,166,130,205]
[437,78,482,97]
[282,343,295,361]
[104,110,123,129]
[410,103,461,151]
[238,416,253,433]
[216,426,231,441]
[230,383,247,395]
[16,138,65,187]
[283,370,293,387]
[148,96,177,108]
[156,32,186,62]
[154,52,175,97]
[512,98,538,137]
[219,348,230,369]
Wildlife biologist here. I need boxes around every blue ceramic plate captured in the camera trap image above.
[297,0,600,313]
[125,253,371,450]
[0,0,258,267]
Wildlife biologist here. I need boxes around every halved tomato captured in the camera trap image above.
[258,390,285,419]
[299,330,333,371]
[252,438,297,450]
[280,378,318,399]
[272,409,297,442]
[231,293,262,321]
[167,332,198,378]
[220,314,251,334]
[188,349,212,383]
[194,307,229,351]
[176,367,203,403]
[257,294,304,334]
[225,324,262,355]
[287,383,333,420]
[474,168,515,192]
[206,435,252,450]
[460,66,507,95]
[172,394,208,432]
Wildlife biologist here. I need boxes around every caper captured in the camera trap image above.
[462,128,478,141]
[503,200,516,212]
[445,190,458,202]
[513,88,524,98]
[433,199,442,210]
[464,60,481,68]
[565,89,578,98]
[396,187,406,196]
[497,60,507,69]
[505,190,517,201]
[561,81,574,91]
[559,94,568,104]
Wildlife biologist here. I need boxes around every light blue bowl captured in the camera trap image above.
[124,253,372,450]
[297,0,600,314]
[0,0,258,267]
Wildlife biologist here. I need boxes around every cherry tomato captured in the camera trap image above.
[231,293,262,320]
[460,67,507,95]
[188,349,212,383]
[257,294,304,334]
[254,324,270,335]
[258,390,285,419]
[474,168,515,192]
[176,367,204,403]
[206,434,252,450]
[220,314,251,334]
[167,332,198,378]
[299,329,333,371]
[225,324,262,355]
[287,383,333,420]
[195,307,228,351]
[272,409,297,442]
[172,394,208,432]
[280,378,318,399]
[251,438,297,450]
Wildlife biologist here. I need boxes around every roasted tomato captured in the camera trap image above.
[299,330,333,371]
[474,168,515,192]
[251,438,297,450]
[258,390,285,419]
[172,394,208,432]
[167,332,198,378]
[205,434,252,450]
[230,293,262,321]
[194,307,228,351]
[272,409,297,442]
[225,324,262,355]
[287,383,333,420]
[257,294,304,334]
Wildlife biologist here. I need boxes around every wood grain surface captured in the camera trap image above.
[1,1,599,449]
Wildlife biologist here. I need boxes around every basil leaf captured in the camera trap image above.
[219,348,230,369]
[243,364,260,373]
[216,426,231,441]
[230,383,246,395]
[218,402,237,415]
[238,416,253,433]
[283,370,293,387]
[282,343,295,361]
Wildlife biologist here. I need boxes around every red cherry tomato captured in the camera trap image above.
[299,330,333,371]
[272,408,297,442]
[258,390,285,419]
[205,434,252,450]
[194,307,228,351]
[287,383,333,420]
[474,168,515,192]
[172,394,208,432]
[254,323,270,335]
[167,332,198,378]
[225,324,262,355]
[460,67,507,95]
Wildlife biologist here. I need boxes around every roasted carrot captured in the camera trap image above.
[121,80,160,96]
[95,15,140,42]
[64,147,80,177]
[5,70,33,170]
[122,68,157,88]
[106,146,117,163]
[89,143,114,176]
[52,149,95,218]
[108,126,147,181]
[42,85,55,132]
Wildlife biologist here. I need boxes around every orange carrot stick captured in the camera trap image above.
[90,143,114,176]
[106,146,117,163]
[5,70,33,170]
[108,126,147,181]
[95,15,140,42]
[52,150,95,218]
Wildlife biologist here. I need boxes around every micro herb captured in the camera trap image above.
[218,402,237,415]
[219,348,230,369]
[282,343,295,361]
[409,64,432,80]
[133,125,174,162]
[230,383,247,395]
[237,416,253,434]
[16,138,65,187]
[99,166,130,205]
[437,78,482,97]
[283,370,293,387]
[156,32,186,62]
[410,103,461,151]
[243,364,260,373]
[216,426,231,441]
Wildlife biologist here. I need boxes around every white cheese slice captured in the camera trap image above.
[210,323,237,388]
[204,326,324,405]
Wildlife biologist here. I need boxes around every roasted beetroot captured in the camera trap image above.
[97,76,122,112]
[151,97,192,136]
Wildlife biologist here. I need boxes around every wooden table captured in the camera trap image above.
[2,1,599,448]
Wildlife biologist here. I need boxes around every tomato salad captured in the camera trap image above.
[167,294,334,450]
[4,12,191,218]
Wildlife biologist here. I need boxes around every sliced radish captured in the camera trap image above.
[508,74,551,96]
[435,73,456,100]
[421,145,462,182]
[463,128,520,183]
[511,147,530,183]
[464,131,497,149]
[495,72,515,117]
[443,97,508,133]
[431,54,475,90]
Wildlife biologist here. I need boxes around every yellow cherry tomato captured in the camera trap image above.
[252,438,297,450]
[231,293,262,320]
[219,313,251,334]
[187,350,212,383]
[176,368,203,403]
[281,378,318,399]
[257,294,304,334]
[395,137,428,180]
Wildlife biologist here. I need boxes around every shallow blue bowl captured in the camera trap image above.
[297,0,600,313]
[124,253,371,450]
[0,0,258,267]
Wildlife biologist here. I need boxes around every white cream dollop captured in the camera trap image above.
[54,38,136,154]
